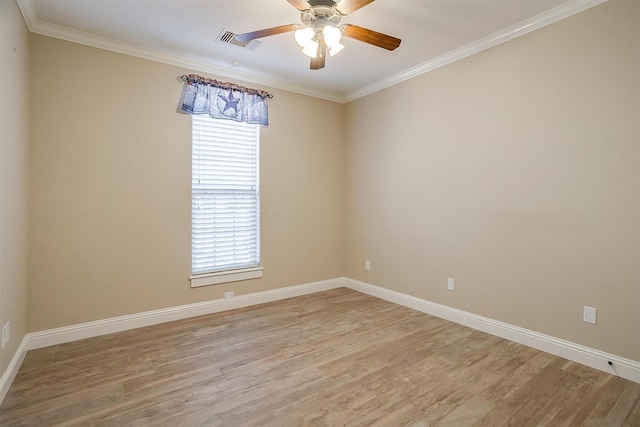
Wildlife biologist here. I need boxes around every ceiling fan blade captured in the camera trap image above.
[335,0,375,15]
[310,38,327,70]
[235,24,298,42]
[342,24,401,50]
[287,0,311,11]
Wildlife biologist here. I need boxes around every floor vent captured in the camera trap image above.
[216,29,261,50]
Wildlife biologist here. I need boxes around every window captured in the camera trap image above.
[190,115,262,287]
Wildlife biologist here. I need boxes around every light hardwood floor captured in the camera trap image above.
[1,288,639,426]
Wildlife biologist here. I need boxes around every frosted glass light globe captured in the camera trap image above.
[295,27,315,47]
[302,40,319,58]
[329,41,344,56]
[322,26,342,46]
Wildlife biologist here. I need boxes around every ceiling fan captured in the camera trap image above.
[235,0,401,70]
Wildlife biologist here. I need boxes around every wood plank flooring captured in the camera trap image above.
[1,288,639,426]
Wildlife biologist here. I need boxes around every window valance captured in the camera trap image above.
[179,74,272,126]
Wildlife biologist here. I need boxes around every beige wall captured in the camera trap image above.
[345,0,640,361]
[0,0,30,376]
[28,35,345,331]
[15,0,640,368]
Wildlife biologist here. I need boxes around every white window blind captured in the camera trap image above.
[192,115,260,275]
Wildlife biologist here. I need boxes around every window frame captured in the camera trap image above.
[189,115,263,288]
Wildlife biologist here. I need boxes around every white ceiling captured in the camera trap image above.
[17,0,604,103]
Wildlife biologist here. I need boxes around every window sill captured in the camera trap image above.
[190,267,263,288]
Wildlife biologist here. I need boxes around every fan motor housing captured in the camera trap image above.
[301,5,342,29]
[308,0,339,7]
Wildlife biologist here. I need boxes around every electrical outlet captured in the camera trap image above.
[224,291,235,299]
[365,260,371,271]
[1,322,10,349]
[583,306,596,324]
[447,278,455,291]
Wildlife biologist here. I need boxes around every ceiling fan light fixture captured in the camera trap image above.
[294,26,315,47]
[302,40,319,58]
[236,0,401,70]
[322,25,342,46]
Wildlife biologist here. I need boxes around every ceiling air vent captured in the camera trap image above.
[216,29,261,50]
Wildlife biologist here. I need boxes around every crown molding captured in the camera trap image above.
[17,0,606,104]
[15,0,345,103]
[343,0,608,102]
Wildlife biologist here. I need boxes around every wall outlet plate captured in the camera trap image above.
[1,322,9,349]
[583,306,596,324]
[448,278,455,291]
[224,291,235,299]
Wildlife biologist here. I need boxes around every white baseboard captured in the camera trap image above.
[0,337,28,403]
[343,278,640,384]
[3,275,638,407]
[0,277,344,405]
[25,277,346,351]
